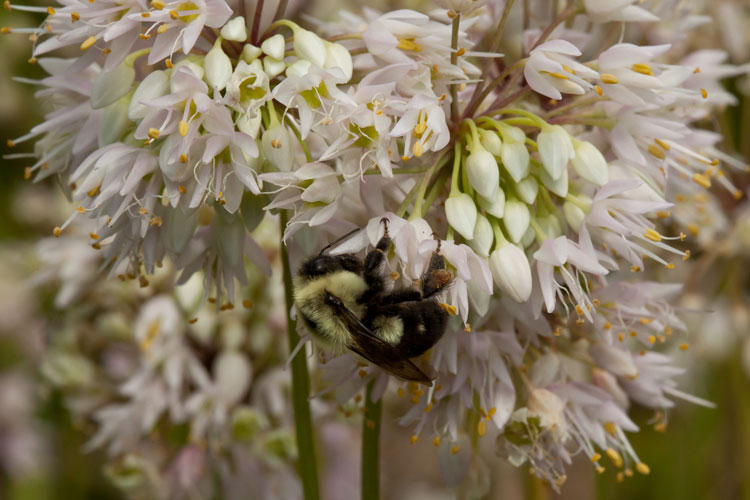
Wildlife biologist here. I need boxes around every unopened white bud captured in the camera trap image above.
[537,124,574,180]
[91,62,135,109]
[528,388,566,434]
[294,28,327,67]
[520,225,536,248]
[263,57,286,79]
[503,198,530,244]
[286,59,312,78]
[261,34,285,60]
[499,127,529,182]
[241,43,262,62]
[479,129,503,156]
[539,166,568,197]
[477,188,505,218]
[205,39,233,90]
[536,213,562,238]
[129,70,169,120]
[571,140,609,186]
[98,94,131,146]
[261,124,294,171]
[490,242,532,302]
[445,193,477,240]
[324,41,353,81]
[469,213,494,257]
[466,149,499,200]
[516,176,538,204]
[220,16,247,42]
[563,200,585,232]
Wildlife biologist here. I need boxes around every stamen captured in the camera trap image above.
[600,73,619,84]
[605,448,623,468]
[71,11,79,21]
[631,63,654,76]
[410,434,418,444]
[148,128,160,139]
[548,72,569,80]
[635,462,650,475]
[439,303,457,315]
[648,144,665,159]
[691,173,711,188]
[700,88,708,99]
[450,445,460,455]
[242,299,253,309]
[594,85,603,96]
[433,436,440,446]
[178,120,189,137]
[643,229,662,242]
[397,38,422,52]
[151,0,165,8]
[80,36,96,50]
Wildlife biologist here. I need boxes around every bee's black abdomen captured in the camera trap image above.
[366,300,448,359]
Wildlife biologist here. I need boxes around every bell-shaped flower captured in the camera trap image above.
[220,17,247,42]
[490,241,532,303]
[91,60,135,109]
[563,201,586,232]
[323,42,353,81]
[469,213,494,257]
[503,198,530,244]
[570,139,609,186]
[261,124,295,171]
[524,40,598,100]
[537,125,574,180]
[479,129,503,156]
[539,167,569,197]
[261,34,286,60]
[466,147,500,200]
[204,39,233,91]
[294,28,327,67]
[445,193,477,240]
[498,126,530,182]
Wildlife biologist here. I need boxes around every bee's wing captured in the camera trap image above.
[332,301,434,386]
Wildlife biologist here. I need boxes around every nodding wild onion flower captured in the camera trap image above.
[3,0,750,495]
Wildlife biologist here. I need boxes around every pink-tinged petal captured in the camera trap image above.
[535,39,582,56]
[610,123,646,165]
[181,15,206,54]
[294,162,336,180]
[524,65,563,100]
[533,236,568,266]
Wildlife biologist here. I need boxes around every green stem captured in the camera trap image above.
[421,168,452,218]
[280,210,320,500]
[449,142,463,195]
[410,150,451,219]
[361,381,383,500]
[450,13,461,124]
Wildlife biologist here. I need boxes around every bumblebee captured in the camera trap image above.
[293,219,452,385]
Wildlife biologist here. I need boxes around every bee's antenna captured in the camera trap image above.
[318,228,361,255]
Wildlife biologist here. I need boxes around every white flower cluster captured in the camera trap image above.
[4,0,749,492]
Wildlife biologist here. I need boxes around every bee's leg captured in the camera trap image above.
[381,288,423,305]
[358,218,392,303]
[421,234,452,298]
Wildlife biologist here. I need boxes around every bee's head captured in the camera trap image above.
[298,254,363,279]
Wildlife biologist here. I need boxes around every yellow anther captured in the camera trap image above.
[76,206,85,213]
[603,322,612,330]
[53,226,62,237]
[548,72,569,80]
[89,232,99,240]
[151,0,165,8]
[242,299,253,309]
[477,420,486,437]
[616,472,624,483]
[271,138,282,148]
[639,318,652,325]
[439,303,457,315]
[643,228,662,242]
[692,173,711,188]
[46,6,55,15]
[178,120,189,137]
[456,47,465,56]
[450,445,460,455]
[179,154,188,163]
[648,335,656,344]
[648,144,665,159]
[680,343,689,351]
[165,58,173,68]
[636,462,650,475]
[665,262,674,269]
[591,453,602,462]
[630,265,641,272]
[413,122,427,136]
[410,434,419,444]
[412,141,423,157]
[687,223,699,235]
[693,66,701,74]
[700,88,708,99]
[157,24,168,33]
[575,304,584,315]
[464,323,471,332]
[139,33,150,39]
[656,210,671,218]
[594,85,603,96]
[603,422,616,435]
[605,448,623,468]
[80,36,96,50]
[400,155,409,162]
[595,465,606,474]
[23,167,31,179]
[438,93,447,101]
[397,38,422,52]
[600,73,619,84]
[2,1,9,11]
[141,12,150,17]
[70,11,80,21]
[139,207,149,215]
[169,9,178,18]
[631,63,654,75]
[433,436,441,447]
[358,369,367,378]
[488,407,496,416]
[617,332,624,342]
[654,138,670,150]
[411,396,419,404]
[150,216,162,227]
[424,402,433,413]
[148,128,160,139]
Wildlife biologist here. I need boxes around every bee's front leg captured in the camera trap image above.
[359,218,392,302]
[421,234,452,298]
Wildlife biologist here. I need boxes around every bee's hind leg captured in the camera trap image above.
[421,233,452,298]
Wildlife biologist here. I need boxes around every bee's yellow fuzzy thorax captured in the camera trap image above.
[293,270,368,352]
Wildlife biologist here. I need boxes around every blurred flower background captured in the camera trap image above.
[0,0,749,499]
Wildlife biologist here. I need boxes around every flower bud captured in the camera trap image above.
[503,198,530,244]
[98,94,131,147]
[466,149,499,200]
[477,188,505,218]
[515,176,538,204]
[214,351,252,404]
[205,39,233,90]
[294,28,327,67]
[287,59,312,78]
[232,407,268,441]
[164,206,200,254]
[220,16,247,42]
[539,166,568,197]
[479,129,503,156]
[261,124,294,171]
[260,33,285,60]
[91,62,135,109]
[324,41,353,81]
[129,70,169,120]
[241,43,262,62]
[445,193,477,240]
[590,344,638,378]
[499,127,529,182]
[528,388,566,434]
[490,242,532,302]
[537,124,574,180]
[571,140,609,186]
[263,57,286,79]
[469,213,494,257]
[563,200,585,232]
[521,226,536,248]
[592,368,629,409]
[536,213,562,238]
